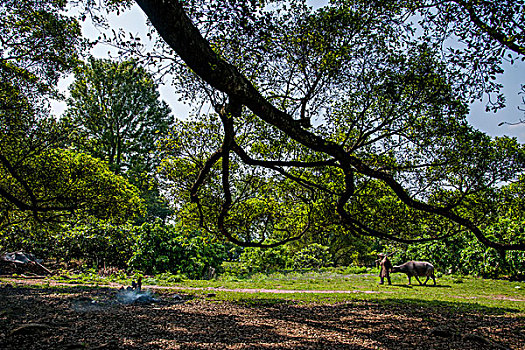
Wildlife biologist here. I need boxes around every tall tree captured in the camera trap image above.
[66,58,173,176]
[65,58,174,221]
[0,0,143,228]
[101,0,524,250]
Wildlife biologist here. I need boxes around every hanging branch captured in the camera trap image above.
[135,0,524,251]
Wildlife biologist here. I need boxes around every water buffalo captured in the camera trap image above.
[391,261,436,285]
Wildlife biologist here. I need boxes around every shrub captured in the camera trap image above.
[344,265,368,274]
[231,244,292,275]
[221,261,252,276]
[56,222,135,268]
[128,222,232,279]
[292,244,331,269]
[403,218,525,279]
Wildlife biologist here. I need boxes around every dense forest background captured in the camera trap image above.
[1,0,524,280]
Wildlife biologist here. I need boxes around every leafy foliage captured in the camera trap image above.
[410,0,525,113]
[292,244,331,269]
[222,243,333,275]
[402,217,525,279]
[0,220,135,268]
[0,148,144,226]
[65,57,175,222]
[121,0,525,251]
[54,221,136,268]
[128,222,235,279]
[225,244,293,275]
[0,0,143,228]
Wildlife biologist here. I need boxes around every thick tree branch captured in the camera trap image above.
[135,0,524,250]
[215,99,308,247]
[231,143,341,196]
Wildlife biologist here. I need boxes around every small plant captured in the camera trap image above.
[344,265,368,274]
[292,244,331,269]
[221,261,253,277]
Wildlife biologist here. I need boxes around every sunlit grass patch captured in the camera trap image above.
[2,269,524,314]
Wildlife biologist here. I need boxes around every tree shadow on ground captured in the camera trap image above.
[0,285,523,350]
[244,297,523,349]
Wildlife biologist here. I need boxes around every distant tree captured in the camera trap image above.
[0,0,143,228]
[66,58,173,176]
[65,58,174,221]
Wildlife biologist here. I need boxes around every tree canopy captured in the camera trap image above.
[116,0,524,251]
[0,0,144,228]
[65,57,175,222]
[66,57,173,176]
[3,0,523,252]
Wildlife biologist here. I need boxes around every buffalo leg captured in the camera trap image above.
[414,275,423,285]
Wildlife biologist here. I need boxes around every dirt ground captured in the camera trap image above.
[0,282,524,350]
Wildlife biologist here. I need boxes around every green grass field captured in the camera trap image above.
[179,271,525,314]
[6,269,524,315]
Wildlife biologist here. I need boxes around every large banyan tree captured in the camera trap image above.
[100,0,524,249]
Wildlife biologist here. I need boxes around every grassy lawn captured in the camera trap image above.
[179,272,525,314]
[3,269,524,315]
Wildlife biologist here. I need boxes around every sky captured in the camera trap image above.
[52,2,525,143]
